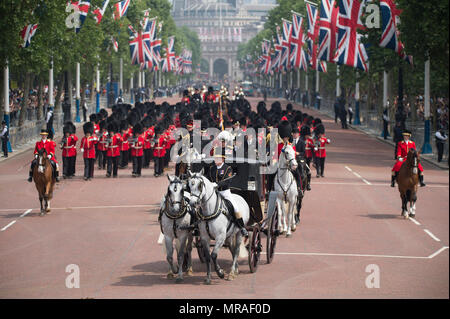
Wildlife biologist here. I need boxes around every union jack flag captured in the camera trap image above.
[261,40,272,75]
[161,36,175,73]
[305,2,327,72]
[71,0,91,34]
[380,0,413,65]
[271,31,282,72]
[280,19,292,71]
[93,0,110,25]
[112,36,118,52]
[128,23,151,65]
[290,11,308,71]
[181,49,192,74]
[318,0,339,62]
[334,0,369,72]
[114,0,131,20]
[20,24,38,48]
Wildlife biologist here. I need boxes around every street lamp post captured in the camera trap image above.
[422,56,432,154]
[75,62,80,122]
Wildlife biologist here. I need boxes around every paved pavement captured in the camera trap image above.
[0,97,448,299]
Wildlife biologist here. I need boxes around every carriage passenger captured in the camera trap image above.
[391,130,426,187]
[28,129,60,183]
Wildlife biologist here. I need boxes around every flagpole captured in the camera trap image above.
[3,60,12,152]
[315,68,319,109]
[336,65,341,98]
[421,55,432,154]
[75,62,80,122]
[130,75,134,104]
[119,58,123,98]
[96,63,100,112]
[297,68,300,104]
[305,71,308,107]
[354,71,361,125]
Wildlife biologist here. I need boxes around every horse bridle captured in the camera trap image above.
[190,176,215,205]
[164,180,188,219]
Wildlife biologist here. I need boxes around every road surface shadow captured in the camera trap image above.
[359,213,402,220]
[112,258,251,287]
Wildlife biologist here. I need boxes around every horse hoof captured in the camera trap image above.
[185,269,194,277]
[217,269,225,279]
[175,277,184,284]
[226,272,236,281]
[167,272,175,279]
[39,212,45,216]
[409,214,416,218]
[204,278,211,285]
[286,233,291,238]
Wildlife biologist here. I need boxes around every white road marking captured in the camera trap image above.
[427,246,449,259]
[1,220,17,232]
[424,229,441,242]
[309,182,448,188]
[261,246,449,260]
[344,165,372,185]
[19,209,32,218]
[345,166,353,172]
[0,204,160,212]
[409,217,421,226]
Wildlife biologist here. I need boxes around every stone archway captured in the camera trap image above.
[213,58,228,80]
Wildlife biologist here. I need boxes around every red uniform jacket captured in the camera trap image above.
[276,142,296,160]
[392,140,424,172]
[62,135,78,157]
[98,131,109,151]
[131,135,145,157]
[305,137,314,158]
[107,133,122,157]
[153,136,166,157]
[181,97,190,104]
[94,123,100,136]
[81,136,98,159]
[34,139,58,163]
[314,136,330,158]
[144,127,154,150]
[120,132,130,151]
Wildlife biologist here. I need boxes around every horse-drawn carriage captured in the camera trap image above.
[191,157,280,274]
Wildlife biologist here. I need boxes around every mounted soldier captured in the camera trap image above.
[28,129,60,183]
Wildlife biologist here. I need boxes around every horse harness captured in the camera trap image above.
[277,148,295,202]
[159,180,189,239]
[192,177,233,241]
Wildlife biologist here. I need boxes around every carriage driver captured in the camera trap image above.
[391,130,426,187]
[209,148,248,237]
[28,129,60,182]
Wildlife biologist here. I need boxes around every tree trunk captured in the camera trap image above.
[37,75,44,120]
[67,69,73,120]
[80,80,86,120]
[54,72,65,112]
[90,71,95,104]
[18,72,32,127]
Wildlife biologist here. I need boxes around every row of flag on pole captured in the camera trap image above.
[19,0,193,75]
[255,0,412,76]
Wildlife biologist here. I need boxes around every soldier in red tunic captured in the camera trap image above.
[391,130,426,187]
[80,122,98,180]
[313,124,330,178]
[97,120,108,170]
[153,126,166,177]
[131,123,145,177]
[60,122,78,179]
[119,120,130,169]
[28,129,60,182]
[106,122,121,178]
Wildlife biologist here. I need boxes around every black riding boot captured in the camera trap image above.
[236,218,248,237]
[306,174,311,190]
[28,161,36,182]
[419,175,426,187]
[391,172,398,187]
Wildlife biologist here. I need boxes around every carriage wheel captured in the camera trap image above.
[266,207,279,264]
[248,226,261,273]
[195,236,206,264]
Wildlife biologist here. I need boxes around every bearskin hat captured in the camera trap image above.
[314,118,322,125]
[99,120,106,131]
[286,103,293,112]
[99,108,108,119]
[133,123,144,136]
[120,119,128,132]
[278,120,292,139]
[314,123,325,135]
[89,113,97,123]
[300,125,311,137]
[83,122,94,135]
[63,121,74,135]
[107,122,118,134]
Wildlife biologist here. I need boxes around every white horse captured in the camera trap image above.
[159,175,193,283]
[188,171,250,285]
[274,143,298,237]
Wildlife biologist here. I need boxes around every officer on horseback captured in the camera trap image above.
[391,130,426,187]
[208,148,248,237]
[28,129,60,182]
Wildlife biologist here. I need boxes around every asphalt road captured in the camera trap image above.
[0,97,448,299]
